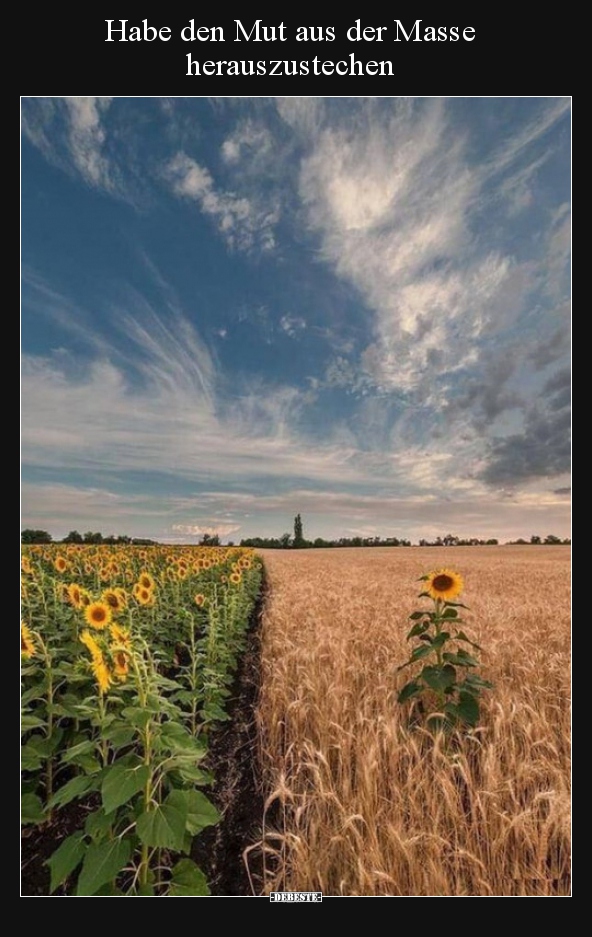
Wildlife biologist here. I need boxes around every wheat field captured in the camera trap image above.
[252,546,571,896]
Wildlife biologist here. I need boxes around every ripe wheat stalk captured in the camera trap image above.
[252,546,570,896]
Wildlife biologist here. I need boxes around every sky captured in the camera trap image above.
[21,97,571,544]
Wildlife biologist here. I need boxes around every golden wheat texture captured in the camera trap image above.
[253,547,570,896]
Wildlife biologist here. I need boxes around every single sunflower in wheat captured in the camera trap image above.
[424,569,464,602]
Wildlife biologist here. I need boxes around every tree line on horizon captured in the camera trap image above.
[20,530,158,546]
[21,517,570,548]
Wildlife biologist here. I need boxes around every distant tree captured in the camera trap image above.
[280,532,292,549]
[293,514,305,548]
[21,529,52,544]
[227,541,235,547]
[486,539,499,545]
[443,533,459,546]
[530,535,541,545]
[544,534,562,544]
[63,530,83,543]
[83,531,103,544]
[200,533,220,546]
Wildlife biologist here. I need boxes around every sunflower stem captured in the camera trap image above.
[434,599,445,710]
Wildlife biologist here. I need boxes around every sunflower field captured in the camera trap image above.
[21,544,263,896]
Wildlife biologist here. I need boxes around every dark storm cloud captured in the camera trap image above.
[544,368,571,396]
[449,349,521,424]
[528,324,570,370]
[482,399,570,485]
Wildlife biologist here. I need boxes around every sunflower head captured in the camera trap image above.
[80,629,101,658]
[80,630,112,694]
[101,588,125,613]
[67,583,83,609]
[229,571,242,586]
[84,601,113,630]
[78,588,92,607]
[424,569,464,602]
[21,622,36,659]
[109,622,132,649]
[115,588,128,608]
[138,572,155,591]
[194,593,207,607]
[111,649,129,681]
[54,555,68,574]
[135,586,154,607]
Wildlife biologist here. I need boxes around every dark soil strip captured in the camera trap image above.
[190,585,266,896]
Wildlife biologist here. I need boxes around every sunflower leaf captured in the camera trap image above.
[101,762,150,815]
[443,650,479,668]
[431,631,451,649]
[420,664,456,692]
[397,680,423,703]
[49,775,96,810]
[75,839,131,896]
[455,630,481,649]
[456,692,480,726]
[46,833,86,893]
[21,792,45,825]
[167,789,220,836]
[169,859,211,896]
[136,798,187,850]
[463,673,494,690]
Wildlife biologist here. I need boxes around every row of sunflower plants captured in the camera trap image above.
[21,544,263,896]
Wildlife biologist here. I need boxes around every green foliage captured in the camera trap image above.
[21,544,263,895]
[21,529,52,544]
[397,575,493,733]
[293,513,305,547]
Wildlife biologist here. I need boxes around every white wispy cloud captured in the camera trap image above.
[290,99,505,397]
[481,98,570,183]
[274,98,570,487]
[22,479,570,543]
[22,97,113,190]
[279,314,306,337]
[171,523,241,537]
[21,341,361,490]
[22,99,570,538]
[221,119,273,165]
[62,97,113,188]
[164,151,279,252]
